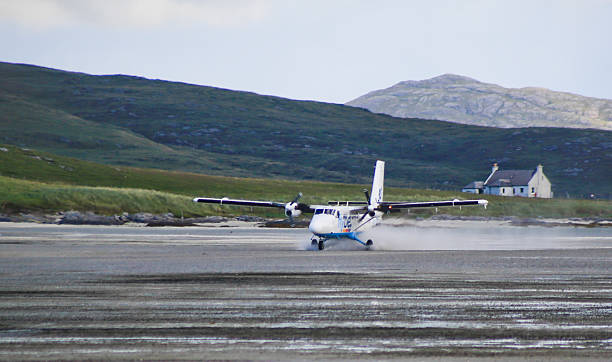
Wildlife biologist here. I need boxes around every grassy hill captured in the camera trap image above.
[1,62,610,198]
[1,144,610,219]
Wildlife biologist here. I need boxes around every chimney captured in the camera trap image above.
[537,164,543,173]
[484,163,498,185]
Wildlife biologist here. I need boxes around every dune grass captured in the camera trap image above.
[1,144,610,219]
[0,176,215,217]
[1,174,610,220]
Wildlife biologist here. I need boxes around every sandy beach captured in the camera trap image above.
[0,221,610,360]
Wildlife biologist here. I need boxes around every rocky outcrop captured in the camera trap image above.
[59,211,126,225]
[0,211,229,226]
[347,74,612,130]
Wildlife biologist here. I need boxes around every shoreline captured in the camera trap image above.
[0,211,610,228]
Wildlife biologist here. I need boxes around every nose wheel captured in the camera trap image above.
[365,239,373,251]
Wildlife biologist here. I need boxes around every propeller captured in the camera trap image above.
[363,189,371,204]
[291,192,302,205]
[358,189,376,222]
[285,192,303,224]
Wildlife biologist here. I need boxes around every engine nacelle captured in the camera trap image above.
[285,203,302,218]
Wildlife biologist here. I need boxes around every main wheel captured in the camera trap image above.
[311,239,318,248]
[318,240,325,250]
[365,239,373,251]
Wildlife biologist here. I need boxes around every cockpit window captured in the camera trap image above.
[315,209,340,216]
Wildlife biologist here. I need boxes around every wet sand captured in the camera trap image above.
[0,222,610,360]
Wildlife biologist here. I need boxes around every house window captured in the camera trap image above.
[531,187,535,193]
[501,188,505,194]
[520,188,524,193]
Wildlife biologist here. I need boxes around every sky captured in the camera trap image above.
[1,0,611,104]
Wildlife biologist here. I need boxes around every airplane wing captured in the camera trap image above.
[193,197,286,208]
[379,199,488,211]
[328,201,368,206]
[193,196,315,214]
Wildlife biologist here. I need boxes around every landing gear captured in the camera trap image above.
[311,238,325,250]
[365,239,373,251]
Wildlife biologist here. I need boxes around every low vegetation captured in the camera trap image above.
[1,145,609,220]
[0,176,205,216]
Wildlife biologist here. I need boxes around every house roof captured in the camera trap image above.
[484,170,534,187]
[462,181,484,189]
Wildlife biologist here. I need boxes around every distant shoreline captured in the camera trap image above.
[1,211,609,228]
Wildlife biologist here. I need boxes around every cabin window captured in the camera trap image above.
[314,209,323,215]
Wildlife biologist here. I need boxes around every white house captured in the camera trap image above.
[462,164,553,198]
[461,181,484,194]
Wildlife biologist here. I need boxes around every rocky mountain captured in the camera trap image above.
[347,74,612,130]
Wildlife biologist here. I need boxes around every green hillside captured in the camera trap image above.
[1,144,609,219]
[1,62,610,198]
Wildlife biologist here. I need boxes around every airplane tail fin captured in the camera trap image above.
[370,160,385,206]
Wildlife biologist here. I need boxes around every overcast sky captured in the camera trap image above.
[1,0,611,103]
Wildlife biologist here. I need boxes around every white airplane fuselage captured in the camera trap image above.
[307,206,382,245]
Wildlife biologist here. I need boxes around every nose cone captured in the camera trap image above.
[309,215,333,235]
[308,219,325,235]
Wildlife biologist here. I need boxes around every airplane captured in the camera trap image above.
[193,160,488,250]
